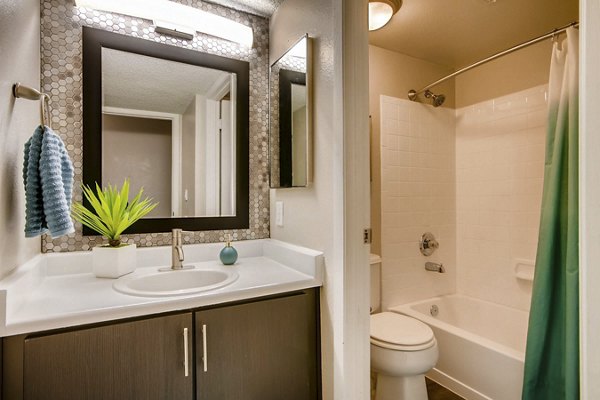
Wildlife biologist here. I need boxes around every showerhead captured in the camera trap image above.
[408,89,446,107]
[432,93,445,107]
[424,90,446,107]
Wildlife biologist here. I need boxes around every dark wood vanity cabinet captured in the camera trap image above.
[196,289,319,400]
[3,313,193,400]
[1,289,320,400]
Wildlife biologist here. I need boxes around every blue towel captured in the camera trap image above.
[23,125,75,238]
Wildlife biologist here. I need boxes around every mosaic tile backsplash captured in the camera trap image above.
[41,0,270,252]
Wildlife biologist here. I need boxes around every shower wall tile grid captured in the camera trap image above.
[41,0,270,252]
[379,95,457,309]
[455,84,548,311]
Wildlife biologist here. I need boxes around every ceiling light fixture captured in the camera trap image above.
[74,0,253,47]
[368,0,402,31]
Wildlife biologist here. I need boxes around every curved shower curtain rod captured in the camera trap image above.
[408,21,579,101]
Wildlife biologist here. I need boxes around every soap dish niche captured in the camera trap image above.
[514,259,534,282]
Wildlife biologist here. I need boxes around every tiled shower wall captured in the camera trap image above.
[379,95,456,309]
[455,85,547,311]
[379,85,545,311]
[40,0,270,252]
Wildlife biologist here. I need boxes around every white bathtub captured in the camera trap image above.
[390,294,529,400]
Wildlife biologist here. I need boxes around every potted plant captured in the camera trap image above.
[72,179,158,278]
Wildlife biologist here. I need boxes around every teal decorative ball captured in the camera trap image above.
[219,245,238,265]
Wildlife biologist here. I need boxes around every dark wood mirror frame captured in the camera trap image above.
[82,27,249,234]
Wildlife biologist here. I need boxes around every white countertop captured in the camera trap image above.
[0,239,323,337]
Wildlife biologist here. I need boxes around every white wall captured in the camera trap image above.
[0,0,41,278]
[379,96,456,309]
[456,85,547,311]
[270,0,370,398]
[270,1,339,398]
[580,1,600,397]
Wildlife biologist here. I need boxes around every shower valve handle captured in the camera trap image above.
[420,232,439,256]
[423,238,438,249]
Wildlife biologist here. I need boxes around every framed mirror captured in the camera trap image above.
[269,35,312,188]
[82,27,249,234]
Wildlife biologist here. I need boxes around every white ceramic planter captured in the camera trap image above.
[92,244,137,278]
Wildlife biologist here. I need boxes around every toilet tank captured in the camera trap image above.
[370,254,382,314]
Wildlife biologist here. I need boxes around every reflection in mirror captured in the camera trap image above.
[291,82,307,186]
[101,48,236,218]
[269,35,311,188]
[83,27,250,234]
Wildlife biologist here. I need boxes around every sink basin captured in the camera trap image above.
[113,268,239,297]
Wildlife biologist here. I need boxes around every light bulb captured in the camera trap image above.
[369,2,394,31]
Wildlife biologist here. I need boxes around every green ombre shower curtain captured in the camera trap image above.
[522,27,579,400]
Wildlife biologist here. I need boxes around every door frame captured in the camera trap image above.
[102,106,182,217]
[579,1,600,398]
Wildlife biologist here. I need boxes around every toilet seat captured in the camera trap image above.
[370,336,436,351]
[370,312,436,352]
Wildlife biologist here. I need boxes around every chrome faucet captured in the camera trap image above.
[425,262,445,273]
[158,229,194,272]
[172,228,185,269]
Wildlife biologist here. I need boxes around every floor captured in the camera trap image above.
[371,373,465,400]
[426,378,465,400]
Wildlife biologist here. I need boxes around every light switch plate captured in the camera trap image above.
[275,201,284,227]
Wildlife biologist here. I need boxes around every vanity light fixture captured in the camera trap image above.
[368,0,402,31]
[74,0,253,46]
[154,20,195,41]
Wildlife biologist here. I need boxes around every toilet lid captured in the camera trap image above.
[370,312,434,347]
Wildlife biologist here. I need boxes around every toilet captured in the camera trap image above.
[370,254,439,400]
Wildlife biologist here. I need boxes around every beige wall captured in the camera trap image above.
[455,40,552,108]
[369,45,455,255]
[0,0,41,278]
[270,0,339,398]
[102,115,172,218]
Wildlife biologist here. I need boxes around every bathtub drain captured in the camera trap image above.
[430,305,439,317]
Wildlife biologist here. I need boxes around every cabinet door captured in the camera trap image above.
[22,312,193,400]
[196,289,319,400]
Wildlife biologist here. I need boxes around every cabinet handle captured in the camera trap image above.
[183,327,189,377]
[202,323,208,372]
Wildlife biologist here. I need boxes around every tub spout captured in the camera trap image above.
[425,262,445,273]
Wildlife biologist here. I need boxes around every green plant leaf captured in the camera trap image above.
[71,178,159,246]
